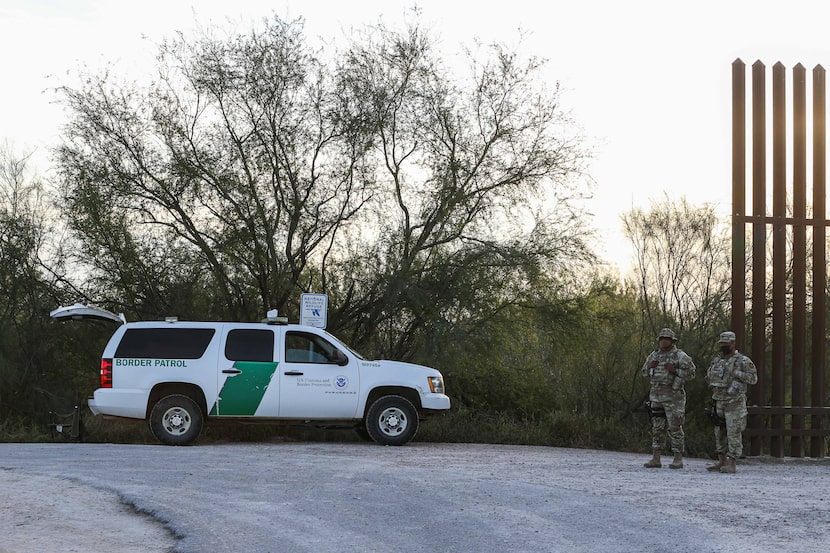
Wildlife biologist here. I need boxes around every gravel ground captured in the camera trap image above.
[0,442,828,553]
[0,470,176,553]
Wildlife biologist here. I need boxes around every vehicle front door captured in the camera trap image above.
[278,330,359,418]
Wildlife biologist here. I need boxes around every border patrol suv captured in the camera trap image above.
[50,304,450,446]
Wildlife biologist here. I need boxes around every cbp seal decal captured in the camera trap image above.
[334,375,349,390]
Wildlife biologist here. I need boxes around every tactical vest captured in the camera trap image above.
[707,353,748,402]
[707,354,739,388]
[647,349,682,386]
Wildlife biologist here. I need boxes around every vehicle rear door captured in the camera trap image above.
[211,327,280,417]
[50,303,125,324]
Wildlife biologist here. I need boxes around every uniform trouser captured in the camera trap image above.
[650,388,686,454]
[713,399,747,458]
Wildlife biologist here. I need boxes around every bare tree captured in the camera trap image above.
[329,21,595,356]
[622,195,731,350]
[0,144,60,416]
[54,14,594,358]
[0,144,48,320]
[56,16,371,320]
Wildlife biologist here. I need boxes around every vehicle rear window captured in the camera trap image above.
[115,328,216,359]
[225,329,274,362]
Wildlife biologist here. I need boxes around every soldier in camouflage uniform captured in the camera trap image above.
[641,328,696,469]
[704,330,758,474]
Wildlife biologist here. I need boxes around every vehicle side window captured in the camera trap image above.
[285,332,337,364]
[225,329,275,362]
[114,328,216,359]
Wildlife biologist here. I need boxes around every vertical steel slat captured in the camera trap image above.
[732,59,747,349]
[771,62,787,458]
[791,63,807,458]
[751,60,767,457]
[811,64,826,458]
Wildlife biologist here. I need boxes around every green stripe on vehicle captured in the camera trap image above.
[209,361,278,416]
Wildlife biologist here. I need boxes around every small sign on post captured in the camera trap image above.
[299,293,328,328]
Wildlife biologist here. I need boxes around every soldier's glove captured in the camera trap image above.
[664,362,676,375]
[647,360,659,369]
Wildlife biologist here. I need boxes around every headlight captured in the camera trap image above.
[427,376,445,394]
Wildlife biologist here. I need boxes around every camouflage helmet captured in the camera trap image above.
[657,328,677,341]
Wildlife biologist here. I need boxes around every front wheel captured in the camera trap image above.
[365,395,419,446]
[149,394,203,446]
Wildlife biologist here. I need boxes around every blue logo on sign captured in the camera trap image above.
[335,375,348,389]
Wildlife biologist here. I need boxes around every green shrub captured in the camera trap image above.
[419,406,646,451]
[0,417,52,443]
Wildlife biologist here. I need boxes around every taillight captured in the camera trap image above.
[100,359,113,388]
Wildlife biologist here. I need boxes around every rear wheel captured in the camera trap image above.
[149,394,203,446]
[365,395,419,446]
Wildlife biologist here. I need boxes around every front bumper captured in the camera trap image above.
[421,393,451,411]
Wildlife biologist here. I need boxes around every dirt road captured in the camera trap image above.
[1,443,828,553]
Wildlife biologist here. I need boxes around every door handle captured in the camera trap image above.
[283,371,304,376]
[222,369,242,374]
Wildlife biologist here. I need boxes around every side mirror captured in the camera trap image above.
[330,349,348,366]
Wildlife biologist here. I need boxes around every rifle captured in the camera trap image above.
[704,401,727,427]
[644,400,666,420]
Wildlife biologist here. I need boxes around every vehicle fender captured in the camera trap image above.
[147,382,208,418]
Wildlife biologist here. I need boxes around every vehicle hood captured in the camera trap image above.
[369,359,442,376]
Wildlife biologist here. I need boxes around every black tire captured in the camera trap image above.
[149,394,203,446]
[365,395,419,446]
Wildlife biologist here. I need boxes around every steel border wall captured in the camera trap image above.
[732,59,828,458]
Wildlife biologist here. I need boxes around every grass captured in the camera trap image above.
[418,406,646,452]
[0,406,736,458]
[0,417,53,443]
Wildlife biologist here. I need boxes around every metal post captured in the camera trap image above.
[811,65,827,458]
[751,60,767,457]
[732,59,747,349]
[792,63,807,458]
[771,63,787,458]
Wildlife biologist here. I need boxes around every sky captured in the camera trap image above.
[3,0,830,272]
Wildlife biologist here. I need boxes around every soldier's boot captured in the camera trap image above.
[706,454,727,472]
[643,449,662,468]
[669,452,684,469]
[719,455,737,474]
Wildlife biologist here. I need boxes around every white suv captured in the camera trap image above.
[50,304,450,446]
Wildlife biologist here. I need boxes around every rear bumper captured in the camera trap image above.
[86,396,100,415]
[87,389,148,419]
